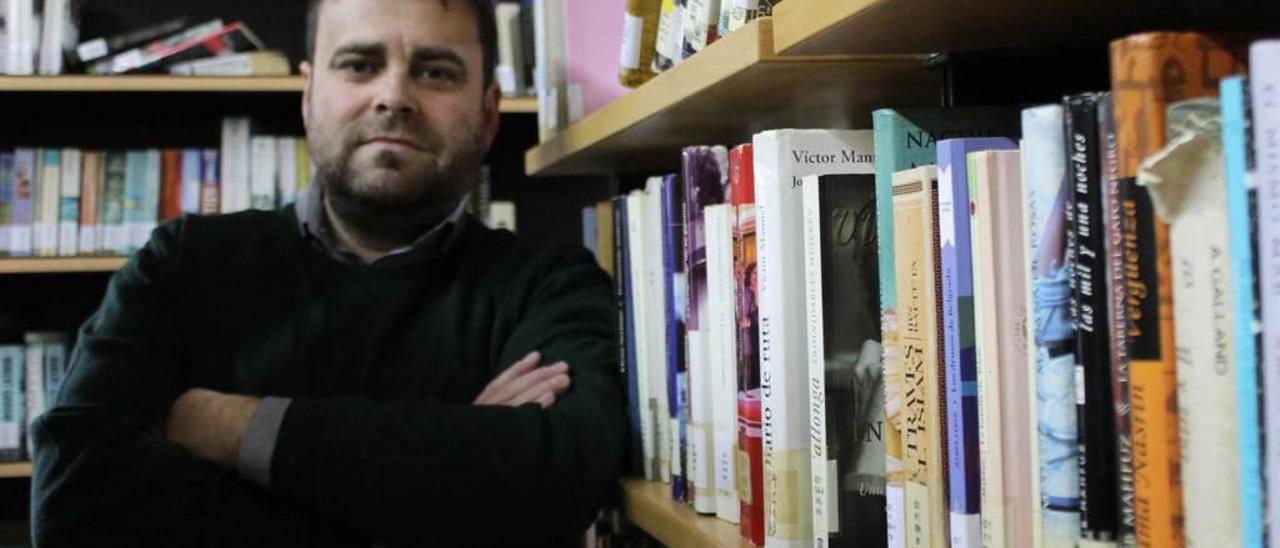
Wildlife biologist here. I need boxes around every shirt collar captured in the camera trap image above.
[294,181,468,265]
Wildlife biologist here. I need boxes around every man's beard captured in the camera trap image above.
[314,118,486,247]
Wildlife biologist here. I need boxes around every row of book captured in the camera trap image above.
[587,33,1280,548]
[532,0,779,141]
[0,331,70,462]
[2,6,282,76]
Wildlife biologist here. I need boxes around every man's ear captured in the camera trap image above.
[300,61,313,129]
[483,81,502,149]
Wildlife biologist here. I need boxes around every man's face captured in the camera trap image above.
[301,0,500,222]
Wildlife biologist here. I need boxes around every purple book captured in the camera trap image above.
[681,146,729,514]
[936,137,1017,545]
[11,149,37,257]
[660,173,688,503]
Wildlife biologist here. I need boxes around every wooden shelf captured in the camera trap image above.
[620,478,751,548]
[0,257,128,274]
[0,76,539,113]
[0,462,30,479]
[772,0,1280,55]
[524,17,939,176]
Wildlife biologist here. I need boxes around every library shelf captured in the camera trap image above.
[0,463,30,479]
[620,478,753,548]
[0,75,539,113]
[0,257,128,274]
[771,0,1280,56]
[523,17,939,177]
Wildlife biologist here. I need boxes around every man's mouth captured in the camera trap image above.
[363,136,427,151]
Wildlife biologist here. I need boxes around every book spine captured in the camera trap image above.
[220,117,251,214]
[731,143,764,546]
[78,151,100,255]
[660,174,687,504]
[10,149,35,257]
[0,153,14,257]
[57,148,80,256]
[159,149,183,222]
[0,347,23,462]
[650,0,682,73]
[199,149,219,215]
[22,338,43,460]
[615,196,643,477]
[626,191,657,481]
[179,149,201,215]
[643,179,672,484]
[250,136,278,211]
[1065,93,1120,544]
[36,149,60,257]
[971,152,1005,548]
[137,150,161,249]
[1221,76,1264,548]
[706,204,740,523]
[679,0,718,59]
[1141,98,1242,547]
[802,176,829,547]
[277,137,299,207]
[1250,39,1280,546]
[101,152,125,256]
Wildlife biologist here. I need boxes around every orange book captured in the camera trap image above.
[1108,32,1246,548]
[159,149,183,221]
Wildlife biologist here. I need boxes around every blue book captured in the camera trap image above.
[615,195,644,477]
[1222,75,1263,547]
[181,149,203,215]
[10,149,37,257]
[0,153,14,256]
[0,346,24,462]
[122,150,148,255]
[660,173,688,503]
[936,137,1017,547]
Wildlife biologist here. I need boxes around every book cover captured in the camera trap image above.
[159,149,182,222]
[1250,39,1280,544]
[618,0,659,88]
[0,152,13,256]
[753,128,875,548]
[1141,98,1245,548]
[970,149,1033,548]
[936,136,1018,548]
[730,143,764,545]
[78,150,101,256]
[1109,32,1247,548]
[705,202,740,523]
[626,189,658,481]
[36,149,61,257]
[682,146,729,514]
[10,149,35,257]
[100,151,126,256]
[803,172,885,548]
[57,148,80,256]
[660,173,688,504]
[0,346,23,462]
[199,148,219,215]
[167,50,290,76]
[1018,105,1080,548]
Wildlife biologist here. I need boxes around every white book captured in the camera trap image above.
[180,149,201,215]
[276,137,298,207]
[486,201,517,233]
[0,346,23,459]
[1251,40,1280,545]
[626,190,657,481]
[495,3,525,97]
[220,117,252,214]
[704,203,740,523]
[166,51,290,76]
[1140,99,1242,548]
[36,0,69,75]
[57,147,79,256]
[35,149,59,257]
[22,335,42,456]
[532,0,566,141]
[0,0,8,74]
[680,0,719,58]
[642,177,671,483]
[137,149,161,249]
[250,136,278,211]
[753,129,876,547]
[5,0,33,75]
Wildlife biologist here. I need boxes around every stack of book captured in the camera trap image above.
[0,332,71,463]
[584,31,1279,548]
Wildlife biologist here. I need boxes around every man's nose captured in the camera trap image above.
[374,71,417,115]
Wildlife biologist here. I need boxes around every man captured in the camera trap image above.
[29,0,626,546]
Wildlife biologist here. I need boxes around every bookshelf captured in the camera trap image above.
[0,258,128,274]
[619,479,751,548]
[0,464,30,480]
[0,76,540,113]
[523,17,940,176]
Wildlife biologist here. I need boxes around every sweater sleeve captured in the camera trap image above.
[30,220,349,548]
[267,245,628,547]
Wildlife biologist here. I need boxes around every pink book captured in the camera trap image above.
[561,0,632,121]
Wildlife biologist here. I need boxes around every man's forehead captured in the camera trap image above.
[316,0,479,52]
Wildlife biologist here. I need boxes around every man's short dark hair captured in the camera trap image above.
[305,0,498,88]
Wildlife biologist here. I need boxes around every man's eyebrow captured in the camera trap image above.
[329,42,386,63]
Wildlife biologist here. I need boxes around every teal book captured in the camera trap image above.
[122,150,147,255]
[1221,75,1263,548]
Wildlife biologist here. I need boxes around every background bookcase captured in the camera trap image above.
[524,0,1280,545]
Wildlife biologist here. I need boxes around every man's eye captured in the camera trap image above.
[418,66,459,83]
[341,61,376,76]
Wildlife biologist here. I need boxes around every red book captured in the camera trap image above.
[159,149,182,221]
[730,143,764,546]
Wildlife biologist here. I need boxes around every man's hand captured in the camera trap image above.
[473,351,571,409]
[165,388,260,467]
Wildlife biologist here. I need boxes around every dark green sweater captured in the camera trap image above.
[30,207,627,547]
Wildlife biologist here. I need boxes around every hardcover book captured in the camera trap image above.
[803,172,885,548]
[730,143,764,545]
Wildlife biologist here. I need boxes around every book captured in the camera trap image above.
[0,346,23,462]
[199,149,219,215]
[74,16,189,65]
[642,178,671,483]
[660,173,688,504]
[10,149,34,256]
[159,149,182,222]
[250,136,278,211]
[618,0,660,88]
[1018,106,1080,548]
[277,137,299,208]
[1064,92,1121,545]
[486,201,517,232]
[179,149,200,215]
[596,200,615,278]
[1141,98,1245,548]
[704,202,740,523]
[89,20,264,75]
[84,19,226,74]
[495,3,526,96]
[970,149,1032,548]
[651,0,683,73]
[167,50,290,76]
[220,117,252,214]
[730,143,764,546]
[753,128,875,547]
[23,332,69,458]
[682,146,729,514]
[78,150,101,255]
[36,0,76,75]
[533,0,566,140]
[1109,32,1246,548]
[937,137,1018,548]
[4,0,35,75]
[100,151,125,255]
[626,189,658,481]
[615,196,644,477]
[0,152,13,255]
[727,0,774,34]
[680,0,720,59]
[36,148,60,257]
[1251,39,1280,545]
[803,172,885,548]
[56,147,80,256]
